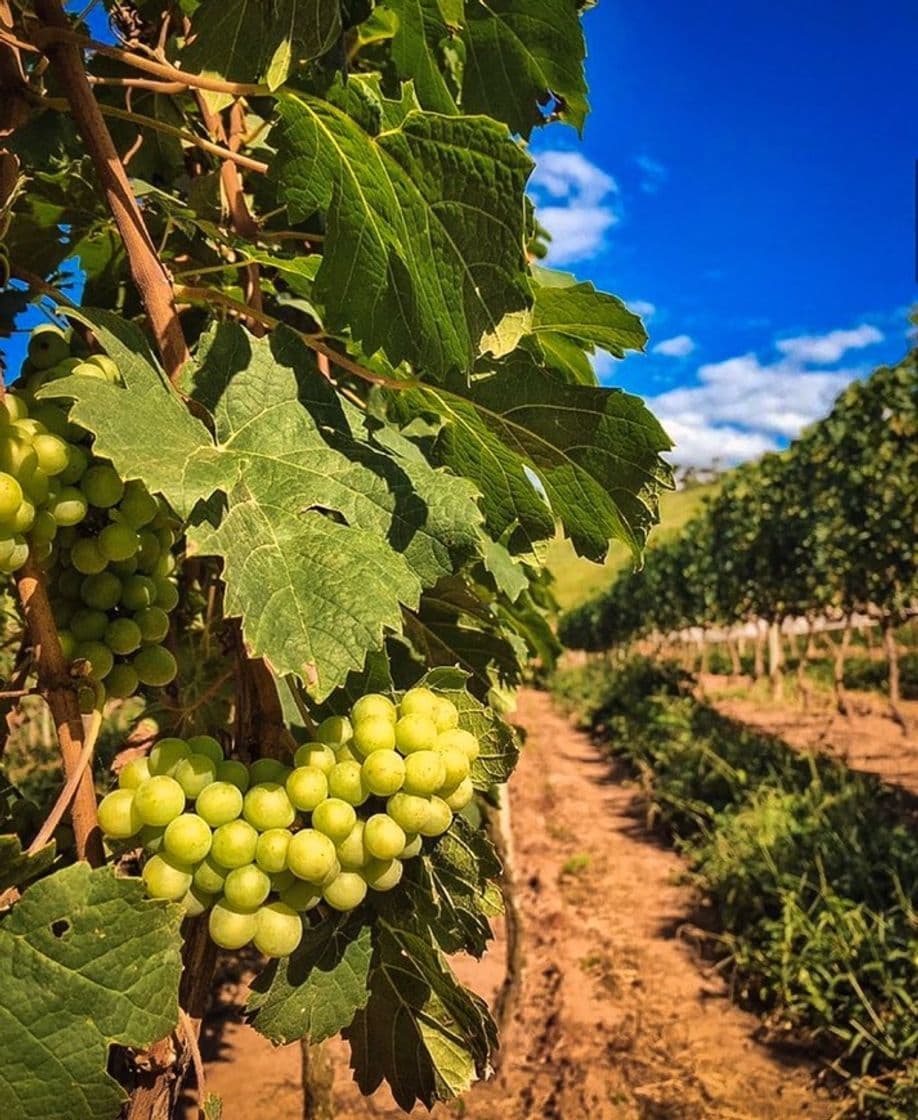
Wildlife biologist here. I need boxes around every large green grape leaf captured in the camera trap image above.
[383,0,462,115]
[272,92,533,377]
[530,270,648,359]
[248,912,373,1043]
[343,920,496,1110]
[0,864,182,1120]
[0,834,55,893]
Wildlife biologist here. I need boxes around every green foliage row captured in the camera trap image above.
[550,658,918,1118]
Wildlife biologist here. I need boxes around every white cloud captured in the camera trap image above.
[629,300,656,319]
[659,418,779,467]
[634,154,668,194]
[652,333,695,358]
[776,324,884,364]
[529,150,619,265]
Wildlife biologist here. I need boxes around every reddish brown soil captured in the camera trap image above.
[187,690,835,1120]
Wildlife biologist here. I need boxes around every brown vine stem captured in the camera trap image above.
[15,559,103,865]
[26,703,102,855]
[87,75,188,94]
[29,0,190,380]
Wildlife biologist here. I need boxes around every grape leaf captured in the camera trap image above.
[0,834,55,893]
[531,270,648,359]
[0,865,182,1120]
[248,911,373,1043]
[344,920,496,1110]
[383,0,462,114]
[272,92,533,377]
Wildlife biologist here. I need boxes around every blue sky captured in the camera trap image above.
[528,0,918,465]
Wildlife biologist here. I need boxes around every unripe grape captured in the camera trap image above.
[255,828,292,874]
[134,775,186,826]
[148,737,190,776]
[269,870,296,893]
[71,538,107,575]
[186,735,223,764]
[106,663,140,700]
[154,579,179,612]
[386,792,432,835]
[0,535,29,573]
[248,758,291,786]
[351,693,397,725]
[97,788,142,838]
[254,901,303,957]
[211,819,258,868]
[364,814,406,861]
[353,715,396,756]
[286,766,328,812]
[99,522,140,562]
[58,444,89,485]
[400,833,423,859]
[444,777,474,812]
[138,825,166,854]
[336,820,369,870]
[419,796,453,838]
[312,798,357,843]
[437,746,470,792]
[0,392,28,423]
[164,813,212,863]
[121,574,156,610]
[3,498,35,534]
[30,508,58,544]
[47,486,88,527]
[323,871,367,911]
[243,782,295,830]
[32,433,69,476]
[361,750,406,797]
[57,629,77,661]
[30,403,69,437]
[215,759,250,793]
[134,605,170,643]
[118,756,151,790]
[134,644,177,686]
[81,464,124,508]
[196,781,244,827]
[21,467,50,506]
[394,714,438,755]
[193,854,228,895]
[81,572,122,611]
[173,753,217,798]
[142,853,192,900]
[362,858,404,892]
[432,696,459,732]
[293,742,335,774]
[436,728,480,761]
[287,829,337,883]
[315,715,353,748]
[105,617,142,655]
[153,550,176,578]
[0,472,23,519]
[118,482,158,528]
[70,608,108,641]
[28,326,70,370]
[335,743,361,764]
[109,556,138,577]
[399,687,438,719]
[327,761,368,806]
[208,899,257,950]
[403,751,446,797]
[280,880,322,912]
[74,639,114,681]
[178,885,214,918]
[224,863,271,909]
[84,354,120,382]
[135,530,160,571]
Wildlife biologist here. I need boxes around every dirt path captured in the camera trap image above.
[191,690,833,1120]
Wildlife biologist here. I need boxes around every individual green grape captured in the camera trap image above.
[1,497,35,534]
[173,753,217,798]
[269,869,296,893]
[0,392,28,423]
[196,781,244,827]
[21,466,50,506]
[118,756,151,790]
[164,813,213,863]
[29,403,68,437]
[399,687,438,719]
[105,617,142,655]
[211,819,259,868]
[97,788,142,839]
[286,829,337,883]
[0,472,23,519]
[286,766,328,812]
[402,750,447,797]
[400,833,423,859]
[47,486,88,527]
[154,579,179,612]
[327,761,368,806]
[118,482,158,528]
[32,433,70,476]
[84,354,120,382]
[208,899,257,950]
[243,782,295,831]
[362,858,404,892]
[74,639,114,681]
[56,629,77,661]
[121,574,156,610]
[394,714,438,755]
[153,550,176,578]
[364,814,407,861]
[186,735,223,764]
[57,444,89,485]
[350,693,397,725]
[30,508,58,545]
[98,522,139,562]
[255,828,292,874]
[248,758,291,786]
[56,565,82,598]
[419,796,453,838]
[215,759,250,793]
[353,716,396,756]
[279,880,322,912]
[106,663,140,700]
[81,572,122,611]
[134,605,170,643]
[134,644,178,686]
[322,871,367,911]
[444,777,474,812]
[70,538,107,575]
[254,901,303,957]
[28,326,70,370]
[142,853,192,901]
[361,750,406,797]
[432,696,460,732]
[335,743,361,764]
[315,715,353,748]
[148,737,190,775]
[109,556,138,578]
[293,742,335,774]
[386,792,432,835]
[70,608,108,642]
[0,535,29,573]
[178,885,215,918]
[81,463,124,508]
[436,728,480,762]
[138,824,166,854]
[312,798,357,843]
[223,863,271,909]
[193,854,228,895]
[135,530,160,571]
[335,820,368,870]
[437,746,470,792]
[133,775,186,826]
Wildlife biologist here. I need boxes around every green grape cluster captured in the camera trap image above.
[3,326,180,698]
[96,687,480,958]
